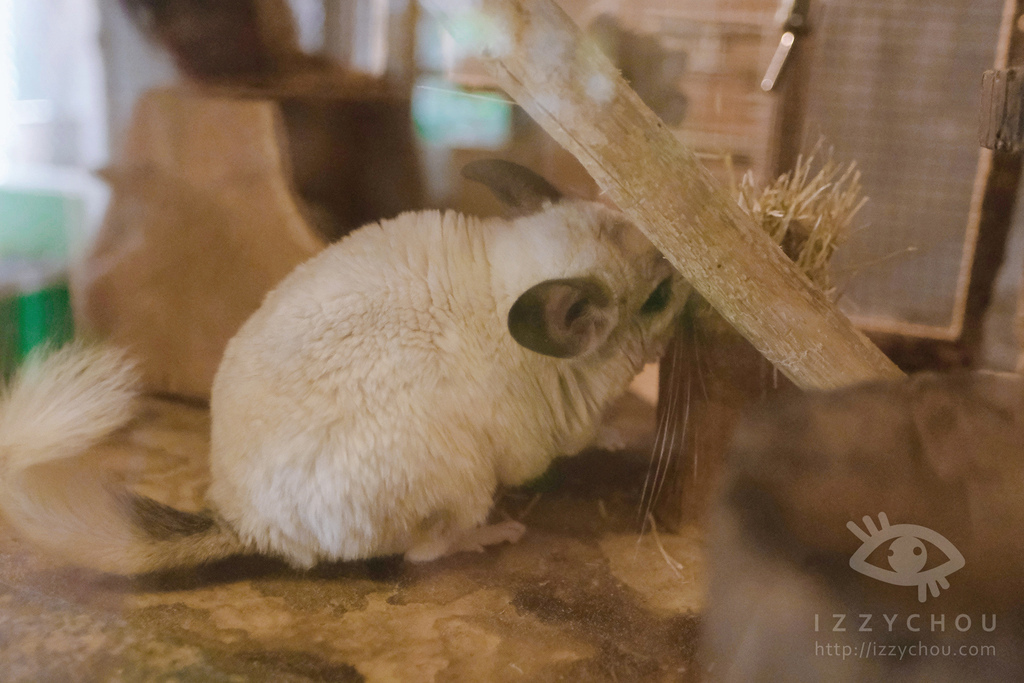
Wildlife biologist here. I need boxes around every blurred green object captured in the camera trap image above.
[412,76,512,149]
[0,186,77,382]
[17,280,74,355]
[0,262,74,382]
[0,287,16,382]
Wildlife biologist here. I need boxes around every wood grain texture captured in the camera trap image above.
[426,0,902,390]
[981,68,1024,152]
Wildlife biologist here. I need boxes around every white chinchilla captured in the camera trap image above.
[0,160,689,574]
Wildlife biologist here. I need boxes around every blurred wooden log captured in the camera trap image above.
[651,306,788,529]
[425,0,902,391]
[74,88,326,399]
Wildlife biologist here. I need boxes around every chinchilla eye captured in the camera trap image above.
[640,276,673,315]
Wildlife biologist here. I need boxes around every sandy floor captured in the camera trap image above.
[0,393,705,682]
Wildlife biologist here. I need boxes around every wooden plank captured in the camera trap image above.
[425,0,902,390]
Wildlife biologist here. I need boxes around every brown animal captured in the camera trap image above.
[706,372,1024,682]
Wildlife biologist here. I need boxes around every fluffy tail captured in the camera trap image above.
[0,343,247,574]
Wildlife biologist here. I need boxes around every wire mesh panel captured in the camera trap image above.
[803,0,1009,338]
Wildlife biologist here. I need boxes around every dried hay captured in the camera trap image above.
[689,144,867,330]
[734,142,867,298]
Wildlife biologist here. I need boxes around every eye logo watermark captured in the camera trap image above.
[847,513,965,603]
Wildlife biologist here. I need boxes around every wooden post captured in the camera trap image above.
[425,0,902,391]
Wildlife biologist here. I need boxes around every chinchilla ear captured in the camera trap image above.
[508,277,618,358]
[461,159,562,215]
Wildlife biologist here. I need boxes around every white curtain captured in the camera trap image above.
[0,0,107,169]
